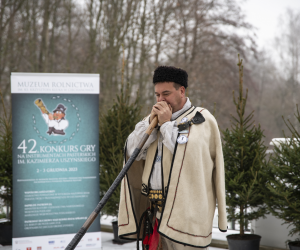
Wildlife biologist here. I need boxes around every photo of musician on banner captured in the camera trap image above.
[35,99,69,136]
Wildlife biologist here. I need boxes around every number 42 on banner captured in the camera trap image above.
[18,139,37,154]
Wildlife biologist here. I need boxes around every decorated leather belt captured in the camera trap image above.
[148,190,164,213]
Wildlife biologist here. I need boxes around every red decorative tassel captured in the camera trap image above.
[142,219,159,250]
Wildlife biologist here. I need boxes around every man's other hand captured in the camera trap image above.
[150,108,157,124]
[152,101,172,125]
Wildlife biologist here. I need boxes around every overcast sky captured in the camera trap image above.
[241,0,300,50]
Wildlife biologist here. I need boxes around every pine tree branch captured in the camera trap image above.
[243,111,254,125]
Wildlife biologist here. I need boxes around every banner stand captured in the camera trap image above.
[11,73,101,250]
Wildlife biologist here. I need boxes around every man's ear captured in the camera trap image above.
[180,86,185,97]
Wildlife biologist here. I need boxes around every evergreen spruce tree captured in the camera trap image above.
[0,90,12,222]
[99,73,141,217]
[265,105,300,243]
[222,55,268,236]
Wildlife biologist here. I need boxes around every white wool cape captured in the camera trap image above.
[118,107,227,248]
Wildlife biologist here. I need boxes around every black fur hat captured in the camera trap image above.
[53,104,66,114]
[153,66,188,88]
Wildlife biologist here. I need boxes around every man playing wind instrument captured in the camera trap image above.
[118,66,227,249]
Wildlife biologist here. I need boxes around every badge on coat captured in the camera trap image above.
[180,117,188,123]
[177,135,188,144]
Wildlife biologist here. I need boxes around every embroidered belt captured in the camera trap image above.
[148,190,164,213]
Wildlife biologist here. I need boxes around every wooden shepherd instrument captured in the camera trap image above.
[65,116,158,250]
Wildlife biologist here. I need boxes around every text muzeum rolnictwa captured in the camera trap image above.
[18,82,94,88]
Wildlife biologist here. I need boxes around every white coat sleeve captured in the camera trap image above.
[126,116,158,161]
[159,121,178,153]
[211,117,228,232]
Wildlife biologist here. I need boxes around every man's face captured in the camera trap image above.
[154,82,186,113]
[53,111,65,120]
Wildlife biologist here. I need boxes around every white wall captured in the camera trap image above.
[252,213,298,249]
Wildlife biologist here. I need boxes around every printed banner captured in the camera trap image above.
[11,73,101,250]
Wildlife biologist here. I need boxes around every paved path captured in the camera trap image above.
[101,232,223,250]
[0,232,223,250]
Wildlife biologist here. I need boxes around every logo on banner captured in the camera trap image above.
[86,244,96,247]
[34,99,69,136]
[27,247,31,250]
[37,247,42,250]
[33,96,81,144]
[48,241,55,245]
